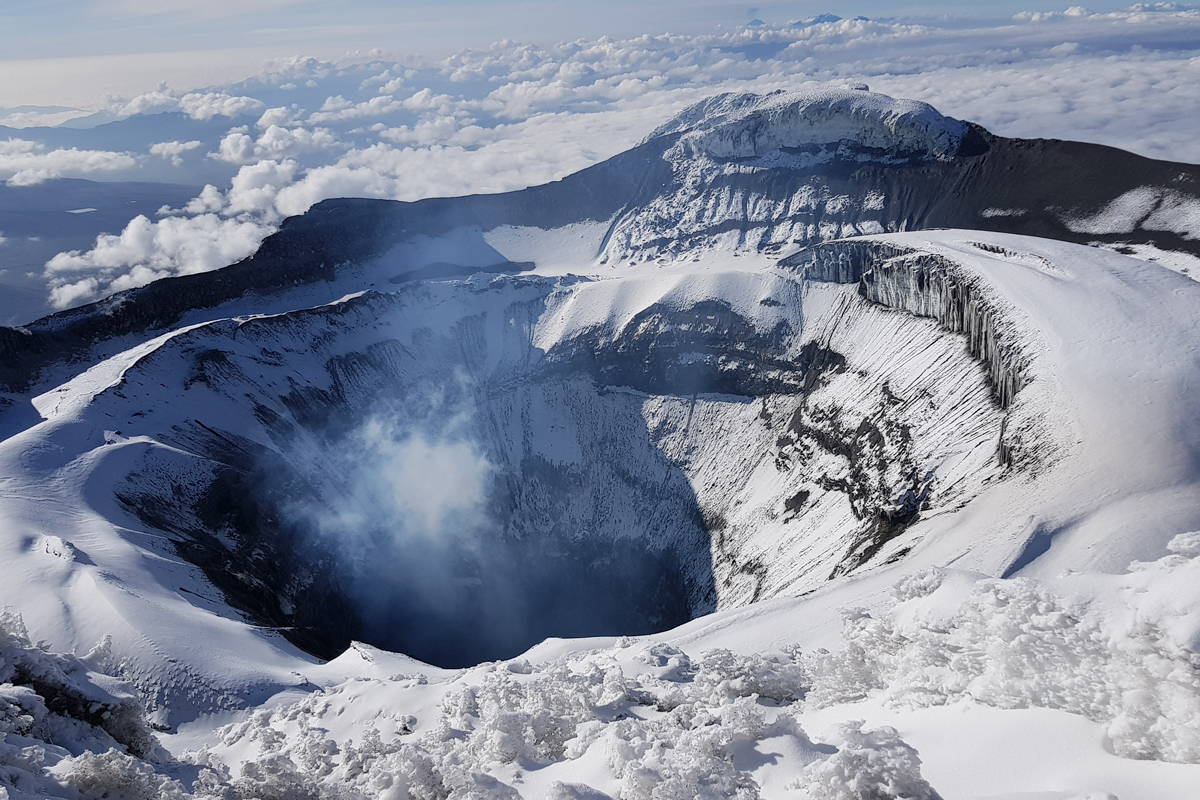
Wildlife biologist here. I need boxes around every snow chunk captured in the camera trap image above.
[789,721,939,800]
[1167,531,1200,558]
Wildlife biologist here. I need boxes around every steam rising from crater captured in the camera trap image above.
[276,375,694,667]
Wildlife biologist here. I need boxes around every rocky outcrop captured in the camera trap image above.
[542,299,822,397]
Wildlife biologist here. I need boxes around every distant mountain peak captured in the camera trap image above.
[645,87,970,163]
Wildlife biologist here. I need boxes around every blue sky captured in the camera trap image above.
[0,1,1145,105]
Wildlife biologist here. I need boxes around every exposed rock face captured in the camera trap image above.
[541,299,811,397]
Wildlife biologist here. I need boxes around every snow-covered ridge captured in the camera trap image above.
[787,230,1200,579]
[647,88,971,163]
[172,538,1200,798]
[7,533,1199,798]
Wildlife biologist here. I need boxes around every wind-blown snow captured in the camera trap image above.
[6,534,1200,797]
[26,535,1180,799]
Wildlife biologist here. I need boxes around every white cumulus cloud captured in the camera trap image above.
[45,213,274,308]
[148,139,202,166]
[213,125,340,164]
[112,89,264,121]
[0,139,137,185]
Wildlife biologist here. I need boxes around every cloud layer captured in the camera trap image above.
[34,5,1200,309]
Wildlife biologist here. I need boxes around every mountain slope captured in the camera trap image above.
[3,88,1198,398]
[2,224,1197,722]
[1,87,1199,799]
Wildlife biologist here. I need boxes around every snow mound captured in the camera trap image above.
[176,537,1200,799]
[807,540,1200,764]
[8,536,1198,797]
[0,611,175,800]
[646,88,971,163]
[191,644,938,800]
[1063,185,1200,240]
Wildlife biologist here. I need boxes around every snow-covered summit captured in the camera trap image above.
[646,88,971,162]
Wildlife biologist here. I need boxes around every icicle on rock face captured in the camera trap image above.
[785,238,1031,413]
